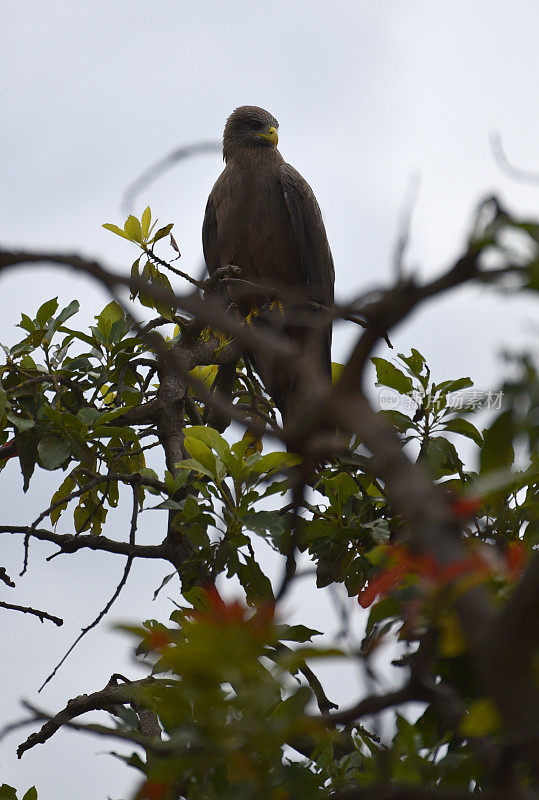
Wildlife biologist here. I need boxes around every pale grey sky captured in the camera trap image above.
[1,2,538,798]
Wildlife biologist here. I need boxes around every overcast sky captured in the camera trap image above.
[1,2,538,798]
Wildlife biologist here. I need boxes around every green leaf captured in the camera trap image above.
[275,624,322,643]
[44,406,84,432]
[102,222,131,239]
[91,425,139,442]
[7,412,35,432]
[18,313,35,333]
[16,430,38,491]
[10,330,46,357]
[57,325,97,348]
[236,556,274,602]
[480,410,514,473]
[151,222,174,244]
[0,786,17,800]
[96,301,125,341]
[324,472,357,505]
[22,788,38,800]
[438,612,466,657]
[460,698,501,737]
[525,258,539,291]
[164,469,190,496]
[50,473,76,525]
[241,510,288,540]
[380,409,415,433]
[151,267,175,320]
[123,215,143,242]
[423,437,462,479]
[54,299,80,329]
[397,348,425,377]
[249,450,301,477]
[331,361,344,384]
[185,425,230,461]
[141,206,151,239]
[443,417,483,446]
[184,437,221,480]
[93,406,130,425]
[174,457,215,481]
[37,436,71,470]
[36,297,59,328]
[439,377,474,396]
[151,498,185,511]
[302,519,340,541]
[182,585,212,611]
[366,595,400,634]
[371,357,413,394]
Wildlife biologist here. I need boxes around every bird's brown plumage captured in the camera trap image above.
[203,105,334,416]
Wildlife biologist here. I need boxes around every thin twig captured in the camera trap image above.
[490,131,539,185]
[392,170,421,280]
[38,484,140,692]
[122,140,221,214]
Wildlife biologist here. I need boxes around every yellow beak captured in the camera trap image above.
[257,125,279,146]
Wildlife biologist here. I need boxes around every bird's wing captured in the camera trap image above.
[202,194,219,275]
[279,163,335,374]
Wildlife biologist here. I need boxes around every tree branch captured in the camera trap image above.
[0,600,63,626]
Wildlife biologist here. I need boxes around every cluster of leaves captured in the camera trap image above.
[372,347,537,548]
[314,710,486,791]
[110,577,517,799]
[2,203,537,799]
[104,206,178,320]
[0,293,295,597]
[115,587,334,800]
[280,347,535,615]
[100,355,533,797]
[0,298,153,530]
[0,788,36,800]
[349,349,536,683]
[155,425,301,596]
[111,587,495,799]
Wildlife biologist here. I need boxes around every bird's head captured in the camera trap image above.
[223,106,279,161]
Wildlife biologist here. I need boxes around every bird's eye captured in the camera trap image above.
[248,120,264,131]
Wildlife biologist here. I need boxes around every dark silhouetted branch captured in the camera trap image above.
[0,600,63,626]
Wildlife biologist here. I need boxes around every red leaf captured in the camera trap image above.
[506,541,527,577]
[146,630,172,653]
[449,495,483,519]
[358,564,406,608]
[137,781,169,800]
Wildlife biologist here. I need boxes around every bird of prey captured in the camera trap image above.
[202,105,334,417]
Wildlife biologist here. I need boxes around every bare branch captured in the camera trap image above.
[0,525,166,560]
[0,600,63,626]
[317,683,418,726]
[16,675,174,757]
[121,140,221,214]
[0,566,15,587]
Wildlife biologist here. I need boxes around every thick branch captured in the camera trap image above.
[16,676,173,757]
[316,683,417,726]
[0,526,166,559]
